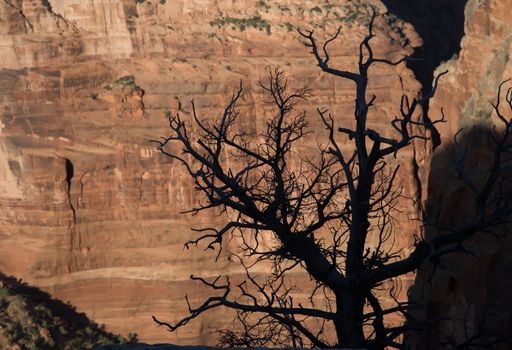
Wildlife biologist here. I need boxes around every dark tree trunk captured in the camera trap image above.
[336,290,366,348]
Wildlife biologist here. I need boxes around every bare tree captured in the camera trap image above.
[151,10,512,349]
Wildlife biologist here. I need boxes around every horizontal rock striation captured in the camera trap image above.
[2,0,489,346]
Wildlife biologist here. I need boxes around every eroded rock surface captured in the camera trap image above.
[2,0,501,346]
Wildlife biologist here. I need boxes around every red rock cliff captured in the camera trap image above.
[2,0,503,346]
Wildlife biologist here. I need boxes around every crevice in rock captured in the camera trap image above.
[65,158,76,224]
[3,0,34,32]
[411,147,425,220]
[120,1,140,50]
[382,0,468,149]
[139,87,146,115]
[42,0,78,32]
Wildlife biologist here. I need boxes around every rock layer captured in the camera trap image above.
[2,0,503,347]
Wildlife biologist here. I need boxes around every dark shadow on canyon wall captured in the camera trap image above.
[382,0,468,149]
[406,126,512,349]
[381,0,468,95]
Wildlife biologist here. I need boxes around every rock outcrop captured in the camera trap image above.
[0,0,425,344]
[2,0,509,347]
[409,0,512,348]
[0,272,132,349]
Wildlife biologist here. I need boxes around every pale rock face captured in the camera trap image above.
[431,0,512,139]
[1,0,495,346]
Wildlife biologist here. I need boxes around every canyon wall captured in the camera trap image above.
[409,0,512,348]
[1,0,510,346]
[0,0,423,344]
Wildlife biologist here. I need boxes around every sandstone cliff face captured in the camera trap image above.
[0,0,426,344]
[431,0,512,139]
[9,0,511,347]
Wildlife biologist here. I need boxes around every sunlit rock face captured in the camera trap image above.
[431,0,512,139]
[0,0,465,345]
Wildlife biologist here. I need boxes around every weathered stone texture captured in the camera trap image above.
[0,0,481,345]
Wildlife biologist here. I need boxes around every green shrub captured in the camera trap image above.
[258,0,270,11]
[210,15,271,35]
[104,75,142,92]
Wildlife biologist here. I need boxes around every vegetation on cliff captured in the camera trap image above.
[0,273,136,350]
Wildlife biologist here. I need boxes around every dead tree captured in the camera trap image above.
[152,11,512,349]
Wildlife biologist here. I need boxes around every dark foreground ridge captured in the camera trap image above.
[93,344,365,350]
[0,273,135,349]
[93,344,213,350]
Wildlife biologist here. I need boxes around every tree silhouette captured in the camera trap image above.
[152,11,512,349]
